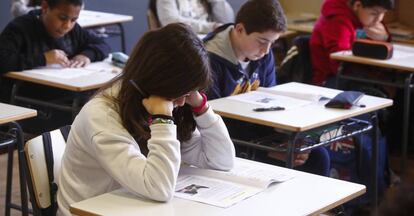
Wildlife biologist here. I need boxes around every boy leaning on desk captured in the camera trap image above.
[0,0,110,102]
[310,0,394,87]
[203,0,330,177]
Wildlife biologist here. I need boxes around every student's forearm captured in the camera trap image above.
[0,53,45,74]
[181,107,235,170]
[81,40,110,62]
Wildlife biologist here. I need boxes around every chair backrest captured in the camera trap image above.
[278,35,313,84]
[147,0,161,30]
[24,126,70,215]
[293,35,312,83]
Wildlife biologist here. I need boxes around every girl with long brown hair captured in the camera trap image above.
[57,23,235,215]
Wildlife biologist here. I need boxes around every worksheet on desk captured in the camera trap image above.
[228,91,314,110]
[175,160,295,208]
[392,44,414,59]
[26,62,121,79]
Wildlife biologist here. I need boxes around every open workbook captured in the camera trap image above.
[174,158,295,208]
[227,85,329,110]
[23,60,121,79]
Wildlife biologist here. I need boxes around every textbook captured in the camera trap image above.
[227,85,328,111]
[175,158,295,208]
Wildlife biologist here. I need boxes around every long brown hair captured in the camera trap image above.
[99,23,211,155]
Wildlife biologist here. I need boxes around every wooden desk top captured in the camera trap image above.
[209,82,393,132]
[386,22,414,45]
[287,22,314,33]
[394,38,414,45]
[4,61,122,92]
[281,30,297,38]
[70,158,365,216]
[330,44,414,72]
[77,10,133,28]
[0,103,37,124]
[286,14,317,33]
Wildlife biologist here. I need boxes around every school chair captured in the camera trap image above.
[278,35,313,84]
[147,0,161,30]
[2,122,30,216]
[22,125,71,216]
[294,35,313,83]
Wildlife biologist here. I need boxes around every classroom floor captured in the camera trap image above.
[1,150,413,216]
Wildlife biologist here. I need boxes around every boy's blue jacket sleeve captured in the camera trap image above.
[207,56,225,100]
[262,51,277,87]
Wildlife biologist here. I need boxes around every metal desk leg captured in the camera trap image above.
[10,81,22,105]
[371,112,379,216]
[4,122,29,216]
[401,73,413,175]
[335,62,346,89]
[117,23,126,53]
[286,132,299,168]
[72,92,82,120]
[5,134,14,216]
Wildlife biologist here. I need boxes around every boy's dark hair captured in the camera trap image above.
[350,0,394,10]
[235,0,287,34]
[46,0,83,9]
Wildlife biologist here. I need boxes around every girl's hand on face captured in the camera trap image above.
[364,23,389,41]
[185,91,203,108]
[142,95,174,116]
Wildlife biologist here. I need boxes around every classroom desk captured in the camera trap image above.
[69,158,366,216]
[4,61,121,119]
[331,44,414,175]
[0,103,37,216]
[0,103,37,125]
[77,10,133,53]
[208,82,392,212]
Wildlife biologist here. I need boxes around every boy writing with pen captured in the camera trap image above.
[204,0,330,176]
[0,0,110,102]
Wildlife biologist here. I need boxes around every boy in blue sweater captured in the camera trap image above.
[0,0,109,103]
[204,0,330,176]
[0,0,110,131]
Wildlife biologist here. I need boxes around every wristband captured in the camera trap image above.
[151,117,174,125]
[151,114,174,121]
[148,114,174,125]
[190,92,207,113]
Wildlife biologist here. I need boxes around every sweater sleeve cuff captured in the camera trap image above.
[36,54,47,67]
[149,123,177,138]
[81,50,96,62]
[194,106,218,128]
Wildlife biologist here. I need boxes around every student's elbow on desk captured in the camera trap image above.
[128,181,175,202]
[203,149,236,171]
[135,170,177,202]
[213,157,235,171]
[143,186,175,202]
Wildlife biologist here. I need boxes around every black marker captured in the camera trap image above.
[253,106,285,112]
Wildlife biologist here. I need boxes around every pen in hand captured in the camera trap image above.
[253,106,285,112]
